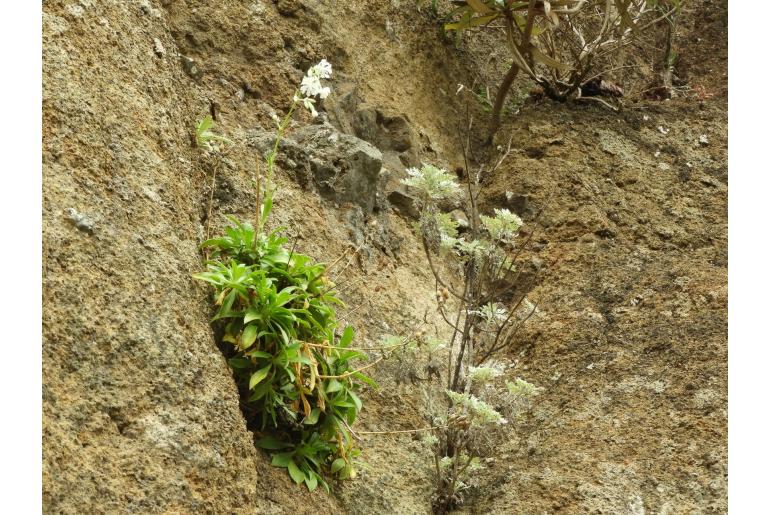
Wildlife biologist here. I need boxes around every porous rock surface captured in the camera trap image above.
[247,123,386,216]
[42,0,728,513]
[42,1,340,512]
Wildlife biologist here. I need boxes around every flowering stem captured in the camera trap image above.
[258,92,299,232]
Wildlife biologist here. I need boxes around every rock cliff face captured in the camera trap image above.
[43,0,727,513]
[42,1,464,512]
[42,1,343,512]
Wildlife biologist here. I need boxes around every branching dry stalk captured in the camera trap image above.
[444,0,684,140]
[396,111,544,513]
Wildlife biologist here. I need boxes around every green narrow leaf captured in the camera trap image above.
[244,308,261,324]
[245,350,272,359]
[249,365,271,390]
[529,45,571,71]
[509,40,534,77]
[466,0,492,14]
[247,382,270,402]
[287,460,305,484]
[347,409,358,425]
[293,356,314,366]
[261,196,273,224]
[331,458,346,474]
[337,350,366,364]
[348,391,362,412]
[270,323,285,345]
[271,452,293,468]
[227,357,251,369]
[332,400,356,409]
[242,324,258,349]
[445,13,498,31]
[212,290,239,320]
[352,372,378,389]
[275,287,298,306]
[325,379,343,394]
[196,115,213,134]
[303,408,321,425]
[304,471,318,491]
[339,326,355,348]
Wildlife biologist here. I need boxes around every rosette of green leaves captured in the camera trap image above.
[195,115,233,152]
[194,217,375,491]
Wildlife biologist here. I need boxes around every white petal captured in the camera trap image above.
[315,59,332,78]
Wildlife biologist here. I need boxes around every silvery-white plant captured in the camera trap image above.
[399,157,542,513]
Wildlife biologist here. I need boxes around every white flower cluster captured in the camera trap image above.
[506,377,541,397]
[294,59,332,118]
[446,390,507,425]
[481,208,523,242]
[473,302,508,324]
[401,164,461,202]
[468,362,505,383]
[455,238,488,258]
[432,212,460,248]
[422,433,439,447]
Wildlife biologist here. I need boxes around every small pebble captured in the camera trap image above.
[181,55,202,80]
[65,4,85,18]
[66,208,95,234]
[153,38,165,57]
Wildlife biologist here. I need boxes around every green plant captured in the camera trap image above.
[194,61,373,492]
[474,87,493,113]
[195,115,232,151]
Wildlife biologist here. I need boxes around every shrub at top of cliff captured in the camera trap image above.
[194,61,373,492]
[442,0,683,138]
